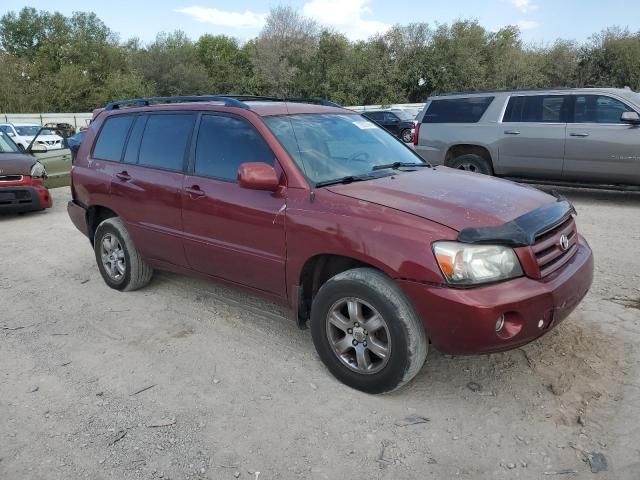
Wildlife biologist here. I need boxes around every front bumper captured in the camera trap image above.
[399,235,594,354]
[0,185,52,213]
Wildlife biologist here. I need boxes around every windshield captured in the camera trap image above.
[0,131,20,153]
[15,126,54,136]
[264,114,425,184]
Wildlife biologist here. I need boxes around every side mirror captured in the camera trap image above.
[621,111,640,124]
[29,144,48,153]
[237,162,280,191]
[7,132,15,137]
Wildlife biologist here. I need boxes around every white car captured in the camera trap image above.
[0,123,65,151]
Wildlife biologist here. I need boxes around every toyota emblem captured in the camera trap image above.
[559,234,570,251]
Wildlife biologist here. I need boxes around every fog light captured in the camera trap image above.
[538,319,544,329]
[495,314,505,332]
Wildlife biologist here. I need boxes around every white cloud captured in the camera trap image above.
[511,0,539,13]
[302,0,391,40]
[517,20,540,30]
[176,6,267,29]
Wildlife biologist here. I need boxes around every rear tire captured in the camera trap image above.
[400,128,413,143]
[450,153,493,175]
[310,268,428,394]
[94,217,153,291]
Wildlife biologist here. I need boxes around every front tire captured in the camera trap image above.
[310,268,428,394]
[94,217,153,291]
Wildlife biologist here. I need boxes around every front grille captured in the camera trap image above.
[531,216,578,277]
[0,175,23,182]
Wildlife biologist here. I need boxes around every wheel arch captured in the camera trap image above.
[295,253,391,328]
[444,144,494,168]
[86,205,119,244]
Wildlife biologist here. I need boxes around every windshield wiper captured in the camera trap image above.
[372,162,430,171]
[315,174,382,188]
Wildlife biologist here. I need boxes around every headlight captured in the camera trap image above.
[30,161,46,178]
[433,241,523,286]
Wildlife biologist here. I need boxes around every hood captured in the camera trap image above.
[0,154,36,176]
[326,167,556,232]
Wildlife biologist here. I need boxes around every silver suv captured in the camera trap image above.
[413,88,640,187]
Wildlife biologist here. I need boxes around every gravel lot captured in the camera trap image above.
[1,185,639,480]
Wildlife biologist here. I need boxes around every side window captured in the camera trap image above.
[423,97,494,123]
[573,95,633,124]
[194,115,273,182]
[138,114,195,171]
[384,113,398,122]
[364,112,382,121]
[93,115,134,161]
[123,115,146,164]
[504,95,569,123]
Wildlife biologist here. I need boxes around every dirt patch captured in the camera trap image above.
[1,186,639,480]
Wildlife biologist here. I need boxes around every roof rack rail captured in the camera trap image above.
[104,95,250,111]
[219,95,342,107]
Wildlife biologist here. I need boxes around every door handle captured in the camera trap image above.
[116,171,131,181]
[185,185,205,198]
[504,130,521,135]
[570,132,590,137]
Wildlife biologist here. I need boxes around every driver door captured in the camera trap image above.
[181,114,287,297]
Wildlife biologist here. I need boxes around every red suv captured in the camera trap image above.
[68,96,594,393]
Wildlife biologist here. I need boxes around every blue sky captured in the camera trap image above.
[3,0,640,45]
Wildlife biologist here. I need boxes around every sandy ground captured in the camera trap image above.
[1,185,639,480]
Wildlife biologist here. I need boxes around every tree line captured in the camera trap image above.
[1,6,640,113]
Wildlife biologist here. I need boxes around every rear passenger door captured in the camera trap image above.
[181,114,287,297]
[564,94,640,185]
[107,113,195,267]
[497,94,570,179]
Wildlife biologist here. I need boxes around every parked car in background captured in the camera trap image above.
[68,95,593,394]
[361,109,415,143]
[0,123,65,151]
[44,122,76,138]
[0,130,52,213]
[414,87,640,187]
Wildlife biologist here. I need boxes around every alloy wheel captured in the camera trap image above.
[100,233,126,281]
[325,297,391,374]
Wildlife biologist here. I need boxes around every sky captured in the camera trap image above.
[3,0,640,45]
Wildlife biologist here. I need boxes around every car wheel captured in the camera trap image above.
[310,268,428,394]
[450,154,493,175]
[400,128,413,143]
[94,217,153,291]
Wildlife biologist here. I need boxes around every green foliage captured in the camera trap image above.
[1,6,640,112]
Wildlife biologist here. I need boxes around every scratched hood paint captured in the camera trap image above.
[0,154,36,176]
[326,167,555,232]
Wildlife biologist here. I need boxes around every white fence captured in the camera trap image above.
[1,104,425,126]
[1,113,93,128]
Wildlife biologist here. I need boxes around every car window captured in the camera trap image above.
[392,110,415,121]
[123,116,147,164]
[384,113,398,122]
[14,126,43,136]
[0,131,19,153]
[503,95,569,123]
[93,115,135,161]
[264,113,424,184]
[138,114,195,171]
[423,97,494,123]
[194,115,274,181]
[363,112,383,121]
[573,95,634,124]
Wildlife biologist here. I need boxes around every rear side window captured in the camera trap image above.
[423,97,494,123]
[364,112,383,121]
[193,115,273,182]
[573,95,634,123]
[93,116,134,161]
[138,114,195,171]
[503,95,569,123]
